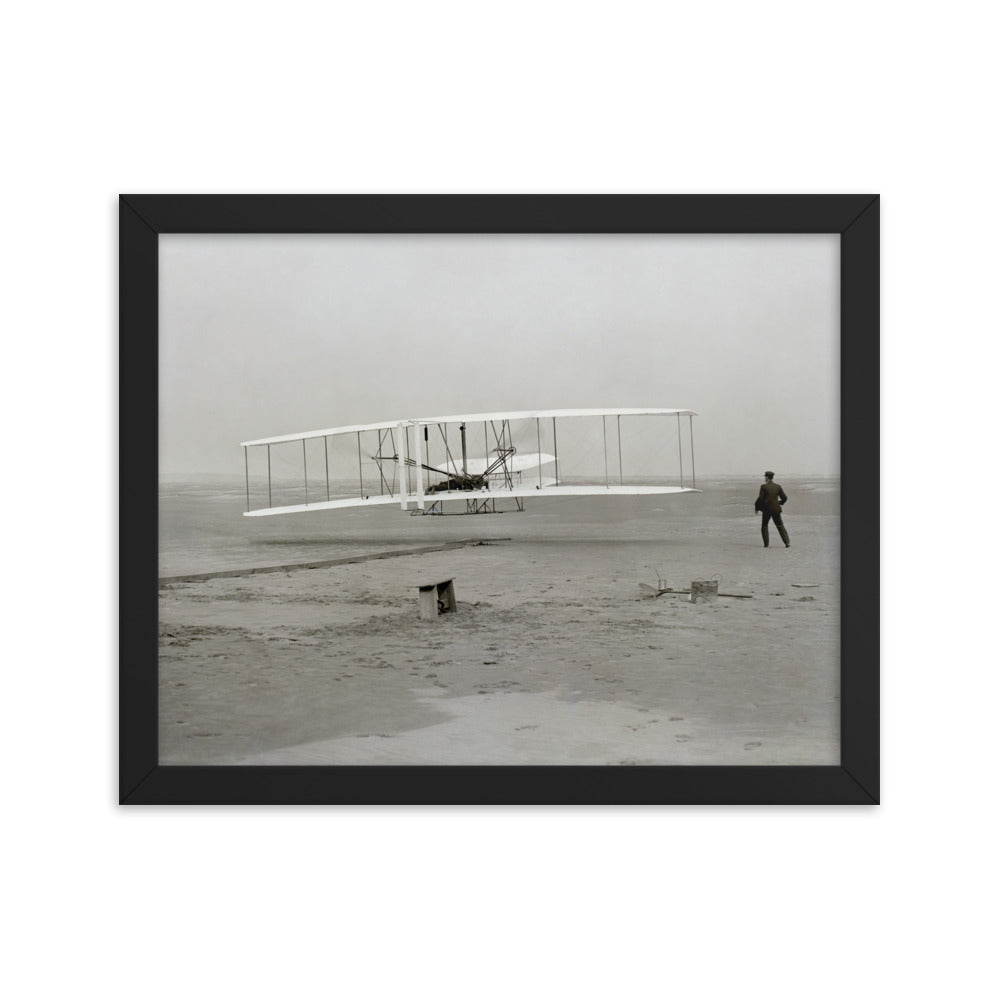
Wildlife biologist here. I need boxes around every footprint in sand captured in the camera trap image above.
[744,741,762,750]
[675,734,691,742]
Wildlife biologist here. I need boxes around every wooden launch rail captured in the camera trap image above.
[158,539,508,587]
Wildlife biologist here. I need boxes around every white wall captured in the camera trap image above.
[4,2,991,998]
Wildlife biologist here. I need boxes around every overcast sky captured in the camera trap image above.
[159,233,839,477]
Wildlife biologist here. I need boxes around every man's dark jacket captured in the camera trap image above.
[756,480,787,515]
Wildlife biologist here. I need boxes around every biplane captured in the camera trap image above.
[240,408,698,517]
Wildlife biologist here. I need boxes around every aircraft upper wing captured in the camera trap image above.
[241,408,696,448]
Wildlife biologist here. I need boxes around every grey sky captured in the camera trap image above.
[159,233,839,477]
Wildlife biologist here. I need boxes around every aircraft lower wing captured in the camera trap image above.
[243,494,401,517]
[244,484,698,517]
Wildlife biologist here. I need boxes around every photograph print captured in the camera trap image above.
[122,195,878,803]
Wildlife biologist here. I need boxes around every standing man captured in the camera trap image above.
[756,471,790,548]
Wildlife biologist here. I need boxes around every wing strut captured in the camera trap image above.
[325,436,331,501]
[689,414,696,488]
[677,413,684,487]
[552,417,559,485]
[536,418,543,487]
[437,423,462,478]
[372,429,395,496]
[603,416,609,487]
[302,439,308,504]
[617,415,623,484]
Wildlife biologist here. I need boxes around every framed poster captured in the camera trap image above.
[120,194,878,804]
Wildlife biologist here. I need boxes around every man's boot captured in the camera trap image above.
[778,525,790,547]
[761,525,769,547]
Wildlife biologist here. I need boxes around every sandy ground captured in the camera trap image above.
[158,484,839,766]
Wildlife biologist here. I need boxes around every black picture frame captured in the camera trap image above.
[120,194,879,805]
